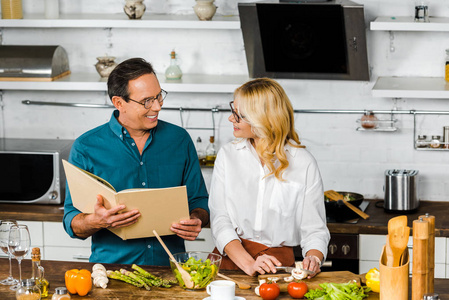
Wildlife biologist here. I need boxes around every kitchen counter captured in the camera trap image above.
[1,200,449,236]
[1,258,448,299]
[326,200,449,237]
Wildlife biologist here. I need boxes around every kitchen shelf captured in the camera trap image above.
[415,147,449,151]
[372,77,449,99]
[370,16,449,31]
[0,13,241,29]
[356,119,398,132]
[0,73,248,93]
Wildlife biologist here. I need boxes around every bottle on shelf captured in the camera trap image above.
[360,111,378,129]
[443,126,449,149]
[445,50,449,83]
[31,247,49,298]
[205,136,217,166]
[196,137,206,166]
[165,50,182,80]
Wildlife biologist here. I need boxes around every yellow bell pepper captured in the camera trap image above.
[65,269,92,296]
[365,268,380,293]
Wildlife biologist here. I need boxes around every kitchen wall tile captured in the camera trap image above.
[2,0,449,201]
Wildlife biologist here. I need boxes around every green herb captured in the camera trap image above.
[305,281,371,300]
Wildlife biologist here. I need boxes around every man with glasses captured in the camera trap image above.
[63,58,209,265]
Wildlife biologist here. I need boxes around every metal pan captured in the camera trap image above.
[324,191,364,222]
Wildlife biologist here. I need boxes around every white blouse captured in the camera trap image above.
[209,139,330,259]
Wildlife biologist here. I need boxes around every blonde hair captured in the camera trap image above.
[234,78,304,180]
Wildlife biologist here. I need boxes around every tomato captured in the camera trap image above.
[259,282,280,300]
[287,281,308,299]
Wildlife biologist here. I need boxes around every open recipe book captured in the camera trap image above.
[62,160,190,240]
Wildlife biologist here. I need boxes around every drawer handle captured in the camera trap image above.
[72,255,90,260]
[194,238,205,242]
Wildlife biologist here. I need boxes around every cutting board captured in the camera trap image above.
[258,271,363,292]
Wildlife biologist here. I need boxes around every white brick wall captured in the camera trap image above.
[2,0,449,201]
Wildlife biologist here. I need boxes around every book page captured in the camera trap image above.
[115,186,189,240]
[62,160,190,240]
[62,160,117,213]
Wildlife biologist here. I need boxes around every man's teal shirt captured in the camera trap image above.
[63,110,209,265]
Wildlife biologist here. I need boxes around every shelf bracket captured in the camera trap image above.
[412,110,418,149]
[179,106,219,137]
[0,90,4,138]
[389,31,395,52]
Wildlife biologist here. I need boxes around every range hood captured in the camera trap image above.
[238,0,370,81]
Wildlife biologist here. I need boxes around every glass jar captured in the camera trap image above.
[51,287,71,300]
[414,0,429,22]
[360,111,378,129]
[416,135,428,148]
[430,135,441,148]
[16,279,41,300]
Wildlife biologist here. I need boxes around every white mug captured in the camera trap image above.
[206,280,235,300]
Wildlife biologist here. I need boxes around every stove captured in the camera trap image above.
[293,201,370,273]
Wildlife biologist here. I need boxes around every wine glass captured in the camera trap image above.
[8,224,31,291]
[0,219,19,286]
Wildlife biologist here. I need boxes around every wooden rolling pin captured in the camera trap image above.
[419,213,435,294]
[412,217,429,300]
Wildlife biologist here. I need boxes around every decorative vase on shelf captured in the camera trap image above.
[165,50,183,80]
[124,0,146,20]
[95,56,118,78]
[193,0,217,21]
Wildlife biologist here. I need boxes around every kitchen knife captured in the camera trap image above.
[275,266,314,275]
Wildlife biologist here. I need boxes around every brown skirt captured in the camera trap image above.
[212,238,295,270]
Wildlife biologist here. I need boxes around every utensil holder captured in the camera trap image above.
[380,245,409,300]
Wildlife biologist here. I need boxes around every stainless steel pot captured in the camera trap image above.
[384,169,419,212]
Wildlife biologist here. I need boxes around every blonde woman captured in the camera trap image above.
[209,78,330,277]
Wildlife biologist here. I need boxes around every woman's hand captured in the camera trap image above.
[251,254,282,275]
[302,255,322,278]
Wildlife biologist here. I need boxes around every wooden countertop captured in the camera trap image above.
[1,200,449,236]
[0,258,372,299]
[0,203,64,222]
[1,258,448,299]
[326,200,449,237]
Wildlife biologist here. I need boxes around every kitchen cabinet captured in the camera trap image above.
[0,221,43,260]
[0,14,247,93]
[43,221,91,262]
[0,219,214,262]
[370,17,449,99]
[359,234,447,278]
[0,220,90,262]
[184,228,215,253]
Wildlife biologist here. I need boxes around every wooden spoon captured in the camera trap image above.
[385,235,394,267]
[324,190,370,219]
[152,230,194,289]
[217,273,251,289]
[387,216,410,267]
